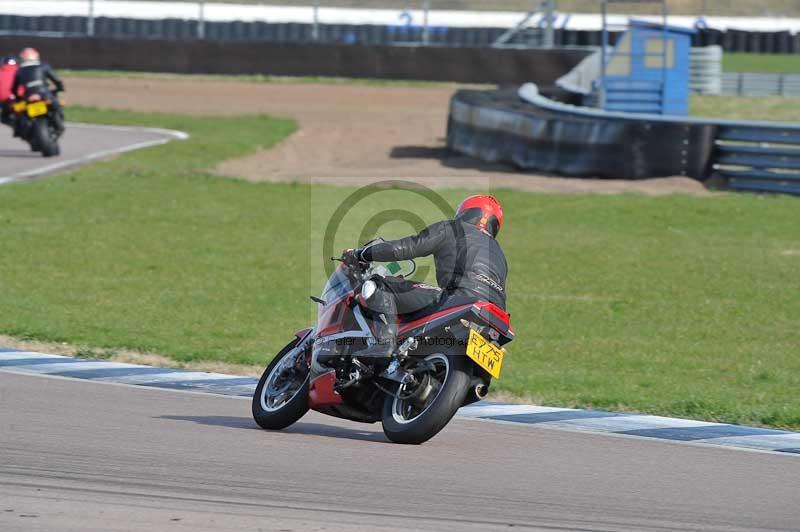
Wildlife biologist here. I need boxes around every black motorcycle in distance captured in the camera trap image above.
[11,89,63,157]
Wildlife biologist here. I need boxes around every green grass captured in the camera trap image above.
[1,106,799,430]
[692,94,800,122]
[724,53,800,74]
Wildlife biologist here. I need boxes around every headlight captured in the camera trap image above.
[361,280,377,300]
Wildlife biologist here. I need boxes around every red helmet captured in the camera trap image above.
[19,47,40,62]
[455,195,504,237]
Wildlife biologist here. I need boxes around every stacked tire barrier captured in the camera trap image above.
[691,28,800,54]
[3,15,800,53]
[690,45,722,95]
[448,85,716,180]
[0,35,588,85]
[447,84,800,195]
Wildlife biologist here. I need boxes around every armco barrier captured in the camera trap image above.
[714,124,800,194]
[447,84,800,195]
[0,35,588,85]
[722,72,800,98]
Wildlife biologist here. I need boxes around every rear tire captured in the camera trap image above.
[33,120,59,157]
[381,352,471,444]
[252,338,310,431]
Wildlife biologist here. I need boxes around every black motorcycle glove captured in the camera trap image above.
[359,247,378,262]
[342,248,367,267]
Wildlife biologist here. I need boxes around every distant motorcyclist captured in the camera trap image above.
[344,195,507,358]
[12,47,65,134]
[0,55,18,129]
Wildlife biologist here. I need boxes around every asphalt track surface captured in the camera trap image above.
[0,123,187,185]
[2,372,799,532]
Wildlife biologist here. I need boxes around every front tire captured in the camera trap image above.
[252,338,310,431]
[381,352,471,444]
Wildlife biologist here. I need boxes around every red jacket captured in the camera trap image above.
[0,63,18,101]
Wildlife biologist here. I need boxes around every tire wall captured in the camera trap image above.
[0,36,588,85]
[448,89,717,180]
[2,15,800,53]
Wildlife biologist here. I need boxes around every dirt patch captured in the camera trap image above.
[0,334,263,377]
[64,75,712,196]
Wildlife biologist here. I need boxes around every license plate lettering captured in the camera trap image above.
[466,328,504,379]
[27,102,48,117]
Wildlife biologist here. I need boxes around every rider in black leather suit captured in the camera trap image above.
[346,195,507,358]
[12,48,65,135]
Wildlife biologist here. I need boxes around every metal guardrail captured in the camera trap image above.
[722,72,800,98]
[715,124,800,194]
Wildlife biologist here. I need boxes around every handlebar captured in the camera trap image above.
[333,254,417,279]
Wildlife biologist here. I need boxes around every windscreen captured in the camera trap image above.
[319,264,353,314]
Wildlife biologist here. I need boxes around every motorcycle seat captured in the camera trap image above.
[398,300,499,335]
[399,301,511,340]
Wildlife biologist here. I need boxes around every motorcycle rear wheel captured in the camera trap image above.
[252,338,310,430]
[381,352,470,444]
[33,120,59,157]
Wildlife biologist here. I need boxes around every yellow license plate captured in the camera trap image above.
[465,328,505,379]
[26,101,48,118]
[12,101,26,113]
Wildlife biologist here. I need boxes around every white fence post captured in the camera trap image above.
[422,0,431,45]
[312,0,320,41]
[543,0,555,48]
[197,1,206,39]
[87,0,95,36]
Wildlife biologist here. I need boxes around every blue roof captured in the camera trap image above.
[628,19,697,35]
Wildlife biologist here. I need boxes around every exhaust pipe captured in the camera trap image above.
[464,377,490,405]
[474,383,489,399]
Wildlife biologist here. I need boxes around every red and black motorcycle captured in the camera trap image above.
[252,247,514,444]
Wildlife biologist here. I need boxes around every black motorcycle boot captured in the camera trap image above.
[354,314,397,358]
[355,314,398,359]
[356,287,398,359]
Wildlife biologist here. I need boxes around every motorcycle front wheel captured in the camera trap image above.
[381,352,470,445]
[252,338,310,430]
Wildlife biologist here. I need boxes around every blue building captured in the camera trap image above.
[601,20,695,115]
